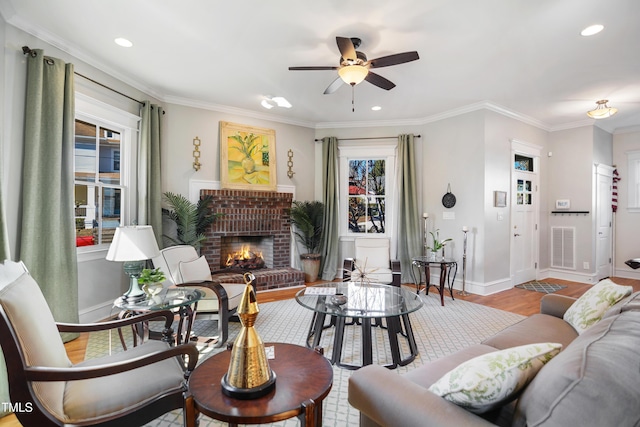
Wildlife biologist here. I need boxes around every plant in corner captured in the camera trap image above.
[289,200,325,282]
[162,192,223,252]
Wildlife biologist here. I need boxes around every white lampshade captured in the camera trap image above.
[106,226,160,262]
[587,99,618,119]
[338,65,368,85]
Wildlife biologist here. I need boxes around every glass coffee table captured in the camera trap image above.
[113,287,204,347]
[295,282,423,369]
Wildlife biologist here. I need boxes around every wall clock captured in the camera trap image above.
[442,184,456,208]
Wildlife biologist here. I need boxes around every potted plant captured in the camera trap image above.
[427,229,452,260]
[289,200,324,282]
[162,192,223,252]
[138,267,166,298]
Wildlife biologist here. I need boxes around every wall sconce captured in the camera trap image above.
[193,136,201,171]
[287,149,295,178]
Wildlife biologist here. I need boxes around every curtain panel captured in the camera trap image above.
[138,102,163,247]
[19,49,79,339]
[320,136,340,280]
[395,134,422,282]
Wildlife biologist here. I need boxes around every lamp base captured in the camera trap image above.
[123,261,146,303]
[221,371,276,399]
[457,290,471,296]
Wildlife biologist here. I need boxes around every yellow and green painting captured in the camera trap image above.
[220,121,277,191]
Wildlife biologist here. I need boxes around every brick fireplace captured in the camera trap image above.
[200,189,305,291]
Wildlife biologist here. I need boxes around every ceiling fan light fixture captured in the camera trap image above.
[587,99,618,119]
[338,65,368,85]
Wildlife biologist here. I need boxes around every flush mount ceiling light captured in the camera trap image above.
[114,37,133,47]
[587,99,618,119]
[371,106,382,111]
[581,24,604,36]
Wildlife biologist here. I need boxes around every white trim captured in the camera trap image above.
[546,268,597,284]
[627,150,640,210]
[79,300,116,323]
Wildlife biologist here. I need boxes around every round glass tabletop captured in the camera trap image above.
[295,282,423,318]
[114,287,204,311]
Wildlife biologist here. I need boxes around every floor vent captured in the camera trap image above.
[551,227,575,269]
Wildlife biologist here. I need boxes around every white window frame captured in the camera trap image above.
[338,144,396,237]
[628,150,640,212]
[75,93,140,261]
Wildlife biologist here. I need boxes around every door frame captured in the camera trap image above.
[593,163,614,280]
[510,139,541,285]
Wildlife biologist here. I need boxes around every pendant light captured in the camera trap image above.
[587,100,618,119]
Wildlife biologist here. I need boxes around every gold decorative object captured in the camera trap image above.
[221,272,276,399]
[193,136,201,171]
[287,149,295,178]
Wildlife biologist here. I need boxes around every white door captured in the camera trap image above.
[512,171,538,284]
[595,166,613,280]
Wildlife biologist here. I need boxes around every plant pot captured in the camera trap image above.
[300,253,321,283]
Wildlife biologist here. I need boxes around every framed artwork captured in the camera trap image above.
[494,191,507,207]
[220,121,277,191]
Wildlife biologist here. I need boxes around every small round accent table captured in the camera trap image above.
[188,342,333,427]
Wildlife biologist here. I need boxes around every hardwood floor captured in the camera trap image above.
[1,276,638,427]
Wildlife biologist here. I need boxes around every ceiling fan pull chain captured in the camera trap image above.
[351,83,355,112]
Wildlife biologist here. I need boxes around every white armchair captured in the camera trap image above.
[152,245,246,347]
[343,238,401,286]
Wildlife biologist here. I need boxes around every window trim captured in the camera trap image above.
[75,93,140,260]
[338,144,396,237]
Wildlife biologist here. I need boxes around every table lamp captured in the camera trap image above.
[106,225,160,302]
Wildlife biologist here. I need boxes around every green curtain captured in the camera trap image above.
[19,49,79,340]
[320,136,340,280]
[138,101,163,246]
[396,134,422,282]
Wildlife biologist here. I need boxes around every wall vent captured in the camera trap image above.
[551,227,575,269]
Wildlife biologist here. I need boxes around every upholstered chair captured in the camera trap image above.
[152,245,245,347]
[343,238,401,286]
[0,260,199,426]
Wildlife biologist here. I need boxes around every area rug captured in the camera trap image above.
[86,293,525,427]
[515,281,567,294]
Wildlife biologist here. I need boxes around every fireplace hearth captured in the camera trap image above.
[200,189,305,291]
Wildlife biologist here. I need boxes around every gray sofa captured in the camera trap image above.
[349,291,640,427]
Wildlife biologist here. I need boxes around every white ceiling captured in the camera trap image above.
[2,0,639,132]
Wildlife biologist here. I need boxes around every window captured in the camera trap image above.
[348,160,386,233]
[339,145,396,236]
[628,150,640,211]
[74,93,139,252]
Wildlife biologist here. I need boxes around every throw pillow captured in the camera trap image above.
[563,278,633,334]
[428,342,562,414]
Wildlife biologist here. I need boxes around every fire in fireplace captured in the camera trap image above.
[225,245,266,270]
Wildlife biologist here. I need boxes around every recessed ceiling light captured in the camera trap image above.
[271,96,292,108]
[114,37,133,47]
[371,106,382,111]
[581,24,604,37]
[261,99,274,109]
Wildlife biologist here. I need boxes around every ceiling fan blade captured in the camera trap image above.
[368,51,419,68]
[323,76,344,94]
[336,37,357,61]
[289,66,339,71]
[365,72,396,90]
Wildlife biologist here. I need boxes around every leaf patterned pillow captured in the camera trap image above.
[428,343,562,414]
[563,279,633,334]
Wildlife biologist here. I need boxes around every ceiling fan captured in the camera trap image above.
[289,36,420,95]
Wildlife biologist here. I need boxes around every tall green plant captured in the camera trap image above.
[162,192,222,249]
[289,200,324,254]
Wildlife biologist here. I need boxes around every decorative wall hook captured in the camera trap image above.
[287,149,295,178]
[193,136,201,171]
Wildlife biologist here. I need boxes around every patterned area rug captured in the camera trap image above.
[86,292,525,427]
[515,281,567,294]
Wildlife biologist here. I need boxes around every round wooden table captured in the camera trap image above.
[188,342,333,427]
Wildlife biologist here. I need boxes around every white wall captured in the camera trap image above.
[612,129,640,279]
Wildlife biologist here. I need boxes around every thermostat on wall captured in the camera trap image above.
[555,199,570,209]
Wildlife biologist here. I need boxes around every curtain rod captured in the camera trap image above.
[314,135,421,142]
[22,46,144,106]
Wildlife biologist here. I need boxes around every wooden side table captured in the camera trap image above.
[187,342,333,427]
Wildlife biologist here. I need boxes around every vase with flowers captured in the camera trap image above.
[427,229,452,260]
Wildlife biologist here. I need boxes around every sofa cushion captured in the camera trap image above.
[482,314,578,351]
[562,278,632,334]
[428,343,562,414]
[602,290,640,319]
[515,310,640,427]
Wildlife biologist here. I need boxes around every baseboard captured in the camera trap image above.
[426,273,512,296]
[79,301,116,323]
[545,269,597,284]
[614,267,640,280]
